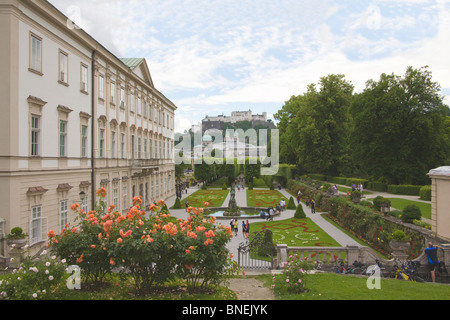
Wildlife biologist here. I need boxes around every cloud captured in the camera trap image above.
[48,0,450,130]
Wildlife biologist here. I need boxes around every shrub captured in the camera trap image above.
[419,185,431,201]
[7,227,27,239]
[173,197,182,209]
[328,176,347,185]
[294,204,306,219]
[222,183,228,190]
[47,188,235,294]
[0,251,68,300]
[359,200,373,207]
[388,210,402,218]
[391,230,406,241]
[272,254,314,294]
[372,196,390,211]
[287,197,296,210]
[401,205,421,223]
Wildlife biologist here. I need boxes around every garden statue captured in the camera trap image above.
[225,183,240,216]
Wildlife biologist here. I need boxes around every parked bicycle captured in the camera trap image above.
[393,259,424,282]
[364,259,385,278]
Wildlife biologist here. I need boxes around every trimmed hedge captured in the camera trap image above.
[367,181,388,192]
[287,197,296,209]
[419,185,431,201]
[387,184,423,196]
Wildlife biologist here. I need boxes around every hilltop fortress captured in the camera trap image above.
[202,110,275,132]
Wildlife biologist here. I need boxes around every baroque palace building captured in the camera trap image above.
[0,0,177,255]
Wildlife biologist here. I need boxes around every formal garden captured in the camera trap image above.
[2,66,450,301]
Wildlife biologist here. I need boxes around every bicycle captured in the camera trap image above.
[393,260,424,282]
[364,259,385,278]
[334,260,347,274]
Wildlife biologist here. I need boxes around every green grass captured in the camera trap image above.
[174,189,229,208]
[370,197,431,220]
[246,189,287,207]
[257,273,450,300]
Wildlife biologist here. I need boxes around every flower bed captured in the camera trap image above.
[246,190,288,207]
[177,189,229,208]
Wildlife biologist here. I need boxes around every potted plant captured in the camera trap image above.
[7,227,28,248]
[389,229,410,259]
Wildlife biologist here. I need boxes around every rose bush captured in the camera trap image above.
[175,206,234,291]
[47,188,235,293]
[0,251,67,300]
[272,254,314,294]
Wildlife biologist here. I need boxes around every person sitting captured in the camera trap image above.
[260,209,266,219]
[275,204,281,214]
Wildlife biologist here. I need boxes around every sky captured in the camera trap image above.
[48,0,450,133]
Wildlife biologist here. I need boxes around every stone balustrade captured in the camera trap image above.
[275,243,450,276]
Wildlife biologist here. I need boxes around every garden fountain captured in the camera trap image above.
[223,183,241,217]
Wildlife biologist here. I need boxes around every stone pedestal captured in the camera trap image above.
[389,240,410,260]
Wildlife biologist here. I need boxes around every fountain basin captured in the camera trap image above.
[205,207,280,219]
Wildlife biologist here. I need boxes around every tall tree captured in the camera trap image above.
[274,94,306,164]
[295,74,354,176]
[350,66,449,184]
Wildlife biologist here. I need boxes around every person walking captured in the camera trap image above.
[234,219,239,236]
[185,199,189,212]
[246,220,250,238]
[296,191,302,204]
[242,221,247,238]
[425,242,439,282]
[310,199,315,214]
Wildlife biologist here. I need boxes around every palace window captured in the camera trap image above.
[59,50,68,84]
[59,120,67,157]
[29,34,42,74]
[31,115,40,156]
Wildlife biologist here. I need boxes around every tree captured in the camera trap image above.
[295,74,354,176]
[274,95,306,165]
[350,66,449,184]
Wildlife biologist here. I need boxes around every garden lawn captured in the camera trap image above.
[257,272,450,300]
[246,189,287,207]
[178,189,229,208]
[250,218,342,262]
[380,198,431,220]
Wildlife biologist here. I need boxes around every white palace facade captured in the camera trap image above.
[0,0,177,254]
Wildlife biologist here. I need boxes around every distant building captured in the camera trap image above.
[202,110,275,132]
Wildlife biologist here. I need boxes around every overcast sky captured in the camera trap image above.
[48,0,450,133]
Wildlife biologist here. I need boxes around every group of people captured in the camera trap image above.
[230,218,250,238]
[351,183,364,192]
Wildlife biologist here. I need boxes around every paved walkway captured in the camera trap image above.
[164,185,361,267]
